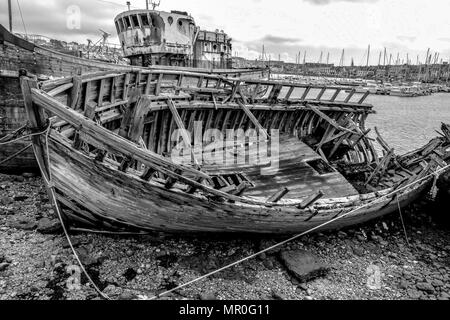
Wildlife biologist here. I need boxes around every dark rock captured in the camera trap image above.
[416,282,435,294]
[431,279,444,288]
[0,263,9,272]
[8,217,37,231]
[22,173,37,178]
[439,292,450,300]
[263,259,274,269]
[279,250,329,283]
[126,250,134,257]
[123,268,137,282]
[62,237,81,249]
[118,291,137,300]
[271,290,287,300]
[298,284,308,292]
[155,250,167,259]
[0,208,14,216]
[37,218,62,234]
[398,280,409,290]
[352,246,365,257]
[13,196,29,202]
[199,292,216,300]
[407,289,423,299]
[14,176,25,182]
[337,231,347,239]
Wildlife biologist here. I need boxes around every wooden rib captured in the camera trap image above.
[236,101,269,139]
[145,73,153,94]
[155,73,163,96]
[344,89,356,103]
[300,87,311,100]
[110,76,116,104]
[83,81,92,112]
[316,88,326,100]
[69,76,82,110]
[167,98,199,166]
[98,78,106,107]
[358,91,370,104]
[284,86,295,101]
[122,73,131,101]
[330,89,341,102]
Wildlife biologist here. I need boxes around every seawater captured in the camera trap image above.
[366,93,450,154]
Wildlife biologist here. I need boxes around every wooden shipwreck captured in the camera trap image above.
[19,69,450,234]
[0,24,267,172]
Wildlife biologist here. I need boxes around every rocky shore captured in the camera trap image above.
[0,172,449,300]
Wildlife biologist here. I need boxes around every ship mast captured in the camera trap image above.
[8,0,13,32]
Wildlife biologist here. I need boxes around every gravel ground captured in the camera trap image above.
[0,172,449,300]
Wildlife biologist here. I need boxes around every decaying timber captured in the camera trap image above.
[0,24,268,172]
[19,70,450,234]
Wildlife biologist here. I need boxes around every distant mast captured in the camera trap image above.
[8,0,12,32]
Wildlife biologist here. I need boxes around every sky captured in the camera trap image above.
[1,0,450,65]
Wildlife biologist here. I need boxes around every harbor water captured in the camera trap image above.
[366,93,450,154]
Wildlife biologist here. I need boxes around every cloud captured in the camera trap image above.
[438,37,450,42]
[397,36,417,42]
[261,35,302,44]
[304,0,379,5]
[0,0,125,44]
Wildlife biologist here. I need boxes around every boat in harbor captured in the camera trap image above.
[0,5,268,172]
[389,86,419,97]
[17,69,450,234]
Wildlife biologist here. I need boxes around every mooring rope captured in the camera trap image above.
[396,196,411,247]
[0,128,50,146]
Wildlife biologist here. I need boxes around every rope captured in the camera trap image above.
[396,195,411,247]
[16,0,27,38]
[0,129,50,146]
[147,163,450,300]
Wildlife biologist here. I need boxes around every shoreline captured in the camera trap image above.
[0,173,449,300]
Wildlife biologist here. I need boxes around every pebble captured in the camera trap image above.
[0,263,9,272]
[199,292,217,300]
[37,218,62,234]
[416,282,435,294]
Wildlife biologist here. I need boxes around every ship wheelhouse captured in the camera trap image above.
[114,9,198,67]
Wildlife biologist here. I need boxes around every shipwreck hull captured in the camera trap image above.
[19,69,449,234]
[47,135,432,234]
[0,24,267,172]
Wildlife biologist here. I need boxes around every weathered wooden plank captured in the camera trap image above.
[70,76,82,110]
[267,187,290,203]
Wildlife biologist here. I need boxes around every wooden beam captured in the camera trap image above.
[297,191,324,209]
[267,187,290,203]
[236,101,269,139]
[70,76,82,110]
